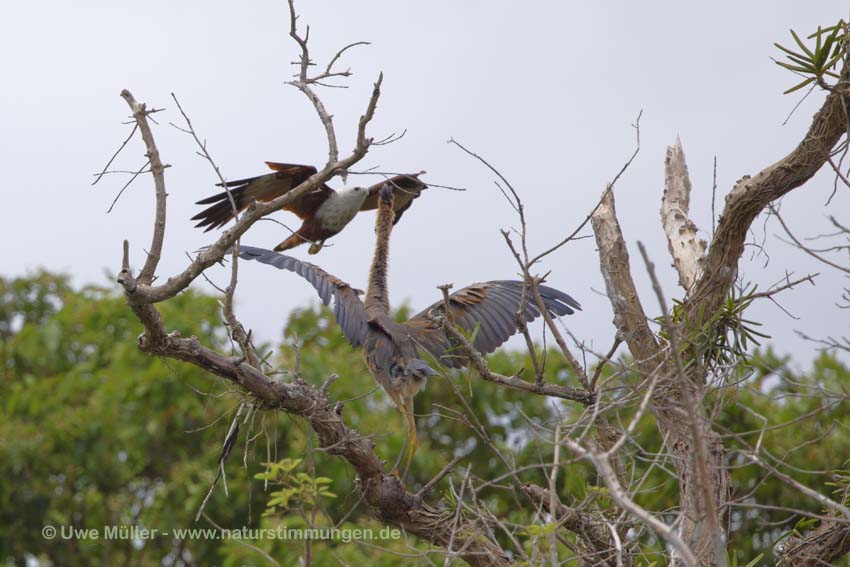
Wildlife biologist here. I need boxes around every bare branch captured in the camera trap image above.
[590,334,623,391]
[416,455,462,498]
[92,123,138,186]
[168,93,258,366]
[286,0,373,178]
[118,257,510,566]
[590,189,660,372]
[561,437,698,566]
[745,447,850,521]
[688,64,850,319]
[750,272,819,299]
[529,276,590,388]
[106,159,151,213]
[435,314,594,404]
[120,90,167,285]
[222,244,259,367]
[780,519,850,566]
[522,483,621,566]
[118,81,380,307]
[772,205,850,275]
[531,110,642,266]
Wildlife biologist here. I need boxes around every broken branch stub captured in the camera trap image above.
[661,137,706,292]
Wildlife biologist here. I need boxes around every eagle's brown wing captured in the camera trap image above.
[359,173,427,225]
[236,245,368,347]
[192,162,333,231]
[404,281,580,368]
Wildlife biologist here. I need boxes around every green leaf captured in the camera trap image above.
[295,472,313,483]
[524,522,557,537]
[774,42,807,59]
[823,51,844,71]
[815,26,822,57]
[783,77,815,94]
[807,22,843,38]
[784,54,816,69]
[790,29,815,59]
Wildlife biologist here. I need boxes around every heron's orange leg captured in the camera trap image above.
[402,395,418,478]
[386,393,410,476]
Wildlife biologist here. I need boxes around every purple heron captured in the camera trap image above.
[237,184,580,472]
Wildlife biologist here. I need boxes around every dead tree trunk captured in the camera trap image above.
[590,64,850,566]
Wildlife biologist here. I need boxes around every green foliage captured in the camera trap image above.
[774,22,847,93]
[666,286,769,374]
[700,286,769,367]
[0,273,270,567]
[255,458,336,516]
[4,271,850,566]
[0,270,71,341]
[825,461,850,506]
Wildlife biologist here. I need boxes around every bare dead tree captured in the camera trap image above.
[103,8,850,567]
[579,26,850,566]
[105,4,523,566]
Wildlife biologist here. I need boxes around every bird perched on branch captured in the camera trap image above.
[192,162,427,254]
[237,184,580,474]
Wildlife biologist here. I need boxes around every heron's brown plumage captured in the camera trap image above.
[364,184,395,321]
[236,183,579,472]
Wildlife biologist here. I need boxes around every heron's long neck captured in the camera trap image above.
[366,194,393,318]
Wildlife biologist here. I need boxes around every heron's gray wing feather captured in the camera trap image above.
[237,245,367,347]
[406,280,580,368]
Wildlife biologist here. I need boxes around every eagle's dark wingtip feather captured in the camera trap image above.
[195,193,223,205]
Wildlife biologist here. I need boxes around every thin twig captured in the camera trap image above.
[106,159,151,213]
[92,123,138,186]
[417,455,463,498]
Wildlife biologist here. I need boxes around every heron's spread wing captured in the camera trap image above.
[192,163,332,231]
[359,173,427,225]
[237,245,367,347]
[406,280,580,368]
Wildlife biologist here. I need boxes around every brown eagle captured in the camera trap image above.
[192,162,427,253]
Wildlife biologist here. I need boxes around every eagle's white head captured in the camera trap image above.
[339,185,370,207]
[316,186,370,231]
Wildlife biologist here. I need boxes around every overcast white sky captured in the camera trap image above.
[2,1,848,368]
